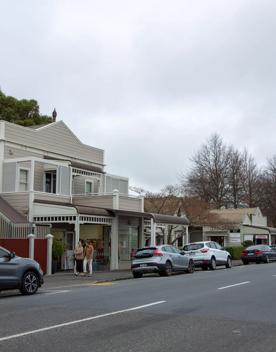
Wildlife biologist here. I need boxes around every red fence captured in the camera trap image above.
[0,238,47,273]
[34,239,47,273]
[0,239,29,258]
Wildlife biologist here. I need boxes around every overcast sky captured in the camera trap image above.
[1,1,276,192]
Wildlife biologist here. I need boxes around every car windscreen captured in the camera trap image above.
[135,247,156,258]
[246,245,268,251]
[183,243,204,251]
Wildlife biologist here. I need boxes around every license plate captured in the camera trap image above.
[140,264,147,267]
[248,253,253,256]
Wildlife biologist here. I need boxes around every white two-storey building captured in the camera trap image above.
[0,120,188,271]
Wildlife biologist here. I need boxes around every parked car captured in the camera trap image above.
[183,241,232,270]
[241,245,276,264]
[0,246,44,295]
[131,245,195,278]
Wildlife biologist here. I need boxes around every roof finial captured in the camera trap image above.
[52,108,57,122]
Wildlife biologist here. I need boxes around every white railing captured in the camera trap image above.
[72,167,103,179]
[0,213,50,239]
[0,217,31,239]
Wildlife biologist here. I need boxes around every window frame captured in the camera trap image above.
[44,169,57,194]
[85,180,94,194]
[18,168,29,192]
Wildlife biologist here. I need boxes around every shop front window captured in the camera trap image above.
[119,227,138,261]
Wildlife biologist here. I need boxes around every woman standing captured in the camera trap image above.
[83,240,94,276]
[74,241,84,276]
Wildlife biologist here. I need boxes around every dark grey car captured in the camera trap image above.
[0,246,44,295]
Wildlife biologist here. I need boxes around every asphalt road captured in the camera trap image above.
[1,263,276,352]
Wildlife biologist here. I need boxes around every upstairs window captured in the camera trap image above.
[45,170,57,193]
[19,169,29,191]
[85,181,93,194]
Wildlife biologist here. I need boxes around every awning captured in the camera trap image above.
[34,200,189,225]
[242,224,276,235]
[111,209,189,225]
[204,232,228,236]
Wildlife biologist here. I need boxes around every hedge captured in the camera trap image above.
[224,246,244,260]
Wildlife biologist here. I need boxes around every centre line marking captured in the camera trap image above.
[0,300,166,342]
[218,281,250,290]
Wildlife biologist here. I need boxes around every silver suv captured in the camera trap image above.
[131,245,195,278]
[0,246,44,295]
[183,241,232,270]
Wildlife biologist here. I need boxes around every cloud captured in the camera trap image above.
[1,0,276,191]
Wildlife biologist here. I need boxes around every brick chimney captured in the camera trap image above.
[52,108,57,122]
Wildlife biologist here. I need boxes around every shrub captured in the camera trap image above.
[241,240,254,248]
[52,238,64,259]
[225,246,244,260]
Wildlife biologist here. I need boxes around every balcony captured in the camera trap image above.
[72,191,144,212]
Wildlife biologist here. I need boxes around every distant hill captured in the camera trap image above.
[0,90,53,126]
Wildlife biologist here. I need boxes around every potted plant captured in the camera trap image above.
[52,238,64,274]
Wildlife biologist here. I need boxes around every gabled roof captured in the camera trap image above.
[2,120,104,167]
[209,208,260,225]
[144,196,183,216]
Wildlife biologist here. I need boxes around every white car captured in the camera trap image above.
[183,241,232,270]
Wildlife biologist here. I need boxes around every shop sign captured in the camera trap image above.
[255,235,268,239]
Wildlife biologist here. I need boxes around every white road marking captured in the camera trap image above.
[0,300,166,342]
[45,290,71,295]
[218,281,250,290]
[272,275,276,277]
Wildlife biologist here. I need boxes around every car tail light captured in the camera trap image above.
[254,249,264,255]
[153,249,164,256]
[200,248,209,253]
[241,251,247,256]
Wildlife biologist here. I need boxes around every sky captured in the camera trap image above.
[1,0,276,192]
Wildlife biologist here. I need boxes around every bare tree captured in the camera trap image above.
[257,156,276,226]
[185,134,231,208]
[242,150,259,207]
[227,147,246,208]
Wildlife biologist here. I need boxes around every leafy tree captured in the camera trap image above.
[0,89,53,126]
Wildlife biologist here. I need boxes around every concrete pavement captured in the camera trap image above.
[43,259,243,289]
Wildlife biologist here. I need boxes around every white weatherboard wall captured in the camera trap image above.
[4,121,104,168]
[33,203,77,216]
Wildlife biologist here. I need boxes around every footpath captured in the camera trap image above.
[43,259,242,289]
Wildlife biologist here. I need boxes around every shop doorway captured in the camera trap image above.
[209,236,225,246]
[63,232,75,270]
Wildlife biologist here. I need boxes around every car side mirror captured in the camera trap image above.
[180,251,185,255]
[9,251,15,259]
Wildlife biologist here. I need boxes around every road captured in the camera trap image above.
[1,263,276,352]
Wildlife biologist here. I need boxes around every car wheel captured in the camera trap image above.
[186,260,195,274]
[209,257,216,270]
[264,255,270,264]
[20,271,39,295]
[133,272,143,279]
[242,260,248,265]
[164,261,173,276]
[226,256,232,269]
